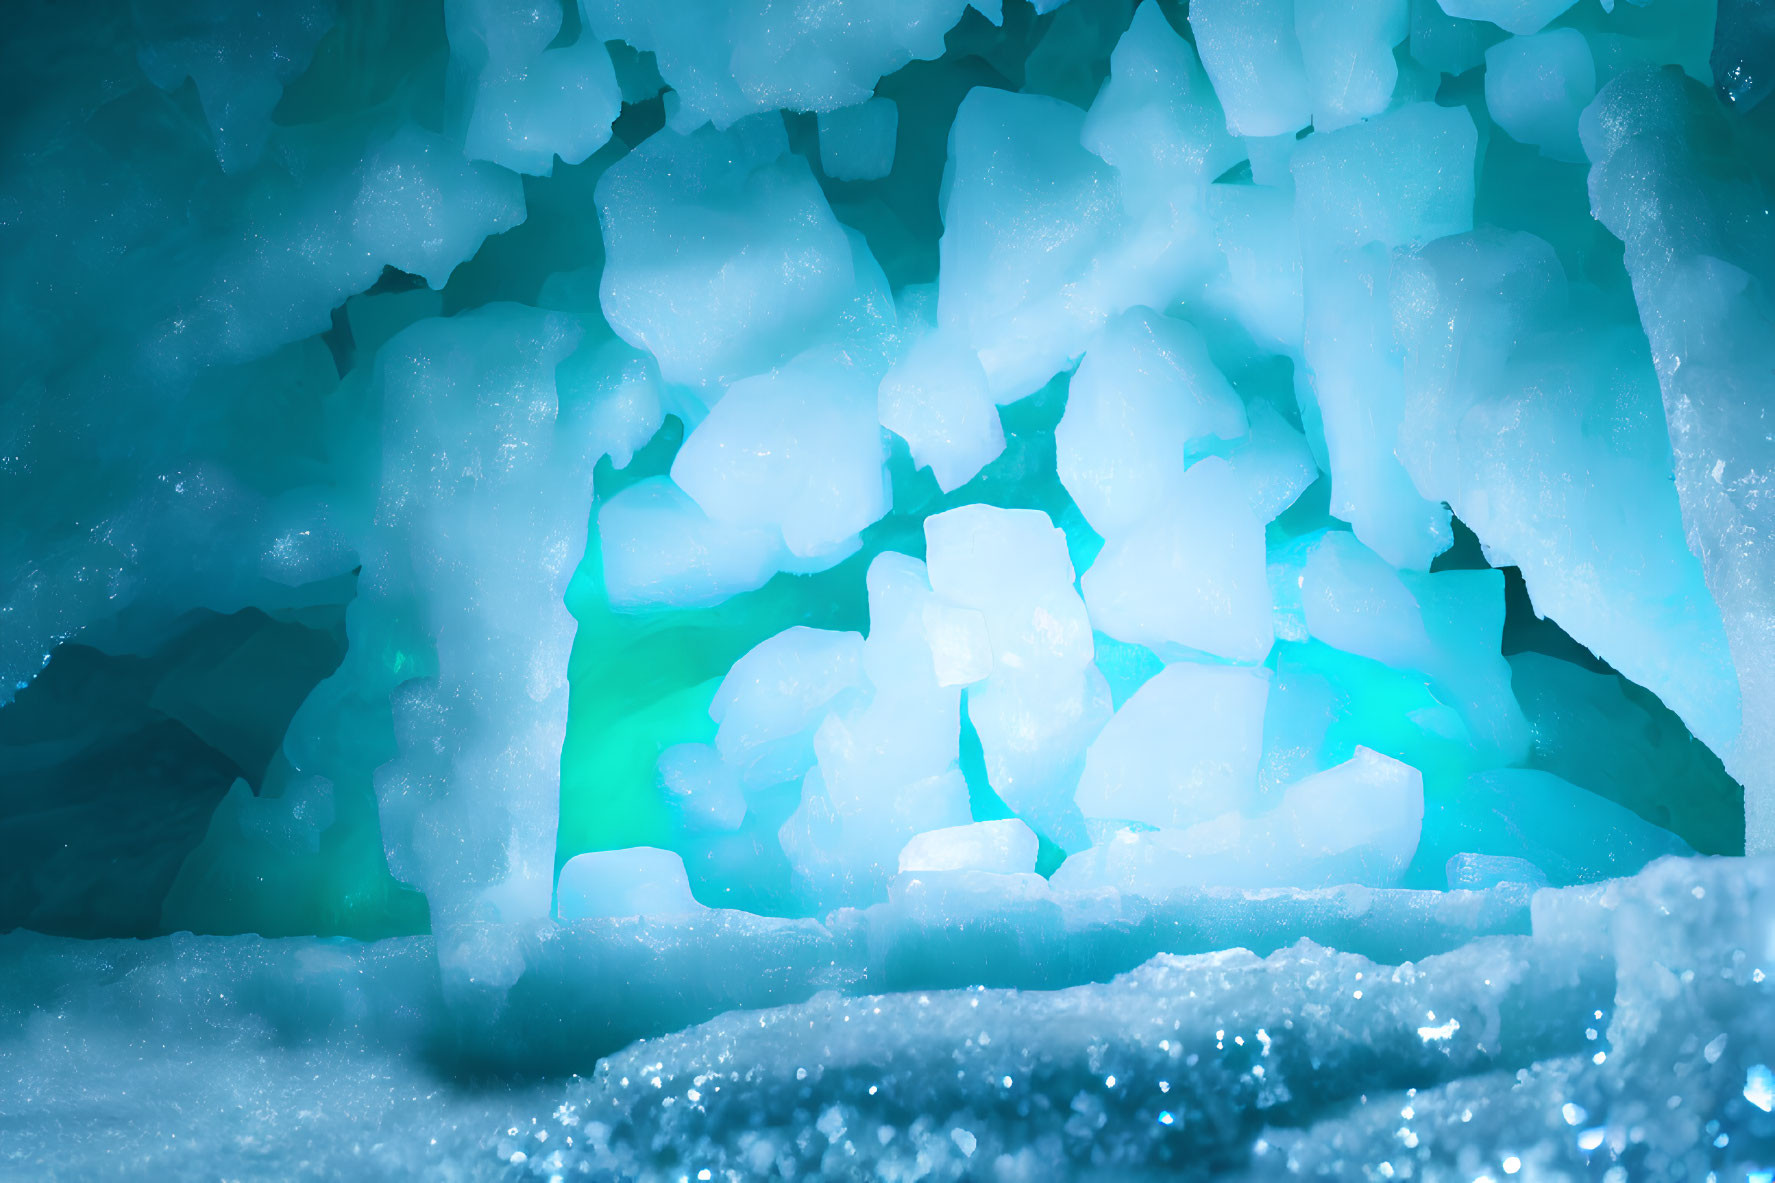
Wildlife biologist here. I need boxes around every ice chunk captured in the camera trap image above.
[925,505,1094,675]
[711,627,868,791]
[556,847,705,919]
[449,0,621,175]
[553,332,666,471]
[582,0,968,131]
[595,117,860,391]
[877,332,1005,493]
[1295,0,1408,132]
[937,88,1121,403]
[818,97,899,181]
[1206,184,1305,357]
[1189,0,1312,137]
[1291,103,1476,570]
[921,600,995,688]
[1290,102,1478,256]
[671,347,889,561]
[1436,0,1578,36]
[352,127,529,291]
[1081,458,1274,663]
[1483,30,1596,162]
[1056,308,1248,540]
[1222,400,1318,523]
[898,819,1039,874]
[596,477,784,610]
[966,666,1113,847]
[779,555,973,906]
[1301,248,1450,569]
[1080,3,1244,203]
[1062,747,1424,891]
[924,506,1107,843]
[1075,662,1269,830]
[656,743,748,831]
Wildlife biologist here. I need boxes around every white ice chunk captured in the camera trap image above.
[924,505,1094,675]
[364,306,592,939]
[597,477,784,610]
[1056,747,1423,892]
[922,600,995,688]
[583,0,967,131]
[712,627,868,791]
[671,347,889,561]
[1056,308,1248,539]
[1289,104,1478,569]
[1290,102,1478,256]
[1190,0,1312,137]
[595,117,860,391]
[1222,401,1318,523]
[450,0,621,175]
[1075,662,1269,830]
[554,333,666,471]
[1081,3,1245,203]
[1081,458,1274,664]
[557,847,705,920]
[1483,30,1596,163]
[878,333,1004,493]
[1206,184,1305,357]
[1275,746,1425,884]
[967,666,1113,847]
[898,819,1039,874]
[1299,245,1454,570]
[1295,0,1408,132]
[818,97,899,181]
[657,743,749,831]
[1435,0,1579,36]
[937,88,1121,403]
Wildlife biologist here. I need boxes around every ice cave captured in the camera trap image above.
[3,0,1775,1177]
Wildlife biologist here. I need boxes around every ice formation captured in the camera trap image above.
[3,0,1772,1175]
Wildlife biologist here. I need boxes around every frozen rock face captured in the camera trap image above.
[1583,67,1775,848]
[132,0,338,174]
[1391,228,1741,762]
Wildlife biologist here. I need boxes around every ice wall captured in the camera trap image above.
[0,0,1764,1000]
